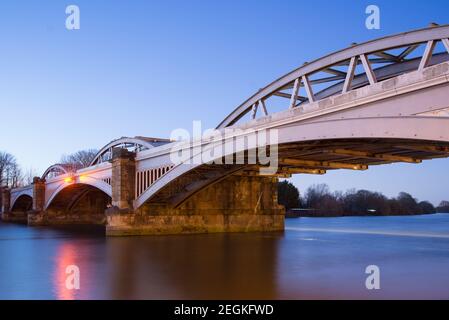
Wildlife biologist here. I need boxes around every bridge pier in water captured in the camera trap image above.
[106,150,285,236]
[1,187,29,223]
[27,177,45,225]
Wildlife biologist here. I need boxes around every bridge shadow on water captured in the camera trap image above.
[105,232,284,300]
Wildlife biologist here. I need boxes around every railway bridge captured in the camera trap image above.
[2,25,449,235]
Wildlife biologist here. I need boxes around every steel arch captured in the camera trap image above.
[217,25,449,128]
[41,164,73,180]
[44,180,112,210]
[10,187,33,210]
[89,137,170,166]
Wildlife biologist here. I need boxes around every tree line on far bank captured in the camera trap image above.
[278,181,449,216]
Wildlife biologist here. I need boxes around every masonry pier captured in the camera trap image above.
[106,149,285,236]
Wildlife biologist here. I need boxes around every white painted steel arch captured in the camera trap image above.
[41,164,72,180]
[10,187,33,210]
[217,25,449,128]
[90,137,170,166]
[44,179,112,210]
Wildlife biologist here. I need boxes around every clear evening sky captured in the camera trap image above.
[1,0,449,204]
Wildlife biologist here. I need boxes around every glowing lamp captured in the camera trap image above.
[64,177,74,183]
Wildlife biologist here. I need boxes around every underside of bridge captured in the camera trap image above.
[107,173,285,236]
[275,138,449,175]
[106,137,449,236]
[104,148,282,235]
[28,184,111,226]
[11,195,33,212]
[2,195,32,223]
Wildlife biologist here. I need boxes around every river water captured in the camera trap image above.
[1,213,449,300]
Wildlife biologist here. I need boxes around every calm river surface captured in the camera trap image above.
[1,214,449,300]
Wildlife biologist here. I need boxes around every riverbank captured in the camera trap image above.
[285,209,443,218]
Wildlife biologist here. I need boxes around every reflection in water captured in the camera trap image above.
[106,233,282,299]
[1,214,449,299]
[53,243,78,300]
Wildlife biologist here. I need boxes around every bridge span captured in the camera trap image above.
[2,25,449,235]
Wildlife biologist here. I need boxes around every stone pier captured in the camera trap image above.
[1,188,12,221]
[1,187,10,213]
[27,177,47,225]
[0,186,5,212]
[106,149,285,236]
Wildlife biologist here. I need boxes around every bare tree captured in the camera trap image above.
[60,149,98,169]
[0,151,23,188]
[0,152,14,186]
[437,201,449,213]
[9,162,23,188]
[23,167,39,185]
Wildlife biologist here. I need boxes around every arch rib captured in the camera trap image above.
[217,25,449,129]
[44,180,112,210]
[41,164,71,180]
[89,137,170,166]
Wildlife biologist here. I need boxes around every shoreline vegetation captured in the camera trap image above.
[279,181,449,218]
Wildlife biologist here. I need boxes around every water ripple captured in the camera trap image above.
[286,227,449,239]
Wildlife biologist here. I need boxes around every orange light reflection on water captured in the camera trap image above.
[53,243,78,300]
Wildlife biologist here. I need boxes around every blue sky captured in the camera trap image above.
[1,0,449,204]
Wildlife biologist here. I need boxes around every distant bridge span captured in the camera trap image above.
[2,25,449,235]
